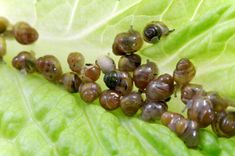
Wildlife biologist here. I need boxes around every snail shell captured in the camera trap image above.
[79,82,101,103]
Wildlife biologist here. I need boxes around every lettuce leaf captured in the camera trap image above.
[0,0,235,155]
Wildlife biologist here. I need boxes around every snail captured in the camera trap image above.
[96,55,116,74]
[118,54,141,72]
[143,21,174,43]
[67,52,85,74]
[146,73,174,101]
[60,72,82,93]
[36,55,62,82]
[141,100,168,121]
[0,37,6,60]
[79,82,102,103]
[12,51,36,73]
[0,17,9,34]
[112,27,143,55]
[133,60,158,91]
[13,21,39,45]
[80,63,101,82]
[99,90,121,110]
[104,70,133,95]
[120,91,143,116]
[211,111,235,137]
[161,112,199,148]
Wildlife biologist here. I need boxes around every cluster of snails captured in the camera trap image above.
[6,19,235,148]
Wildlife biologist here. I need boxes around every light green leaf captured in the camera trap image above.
[0,0,235,155]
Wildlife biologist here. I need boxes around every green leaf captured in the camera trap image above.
[0,0,235,155]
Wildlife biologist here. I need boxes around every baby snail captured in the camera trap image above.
[79,82,101,103]
[118,54,141,72]
[173,58,196,91]
[120,91,143,116]
[146,73,174,101]
[36,55,62,82]
[0,37,6,60]
[161,112,199,148]
[133,60,158,91]
[143,21,174,43]
[67,52,85,74]
[99,90,121,110]
[96,55,116,74]
[211,111,235,137]
[104,70,133,95]
[12,51,36,73]
[13,21,39,45]
[60,72,82,93]
[0,17,9,34]
[112,27,143,55]
[141,101,168,121]
[187,96,215,128]
[80,63,101,82]
[181,83,206,105]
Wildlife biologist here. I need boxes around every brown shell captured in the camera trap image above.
[187,96,215,128]
[0,17,9,34]
[79,82,101,103]
[13,22,39,45]
[12,51,36,73]
[118,54,141,72]
[112,28,143,55]
[206,92,229,112]
[133,61,158,91]
[61,72,82,93]
[212,111,235,137]
[67,52,85,74]
[120,92,143,116]
[146,73,174,101]
[99,90,121,110]
[0,37,6,58]
[36,55,62,82]
[80,64,101,82]
[173,58,196,87]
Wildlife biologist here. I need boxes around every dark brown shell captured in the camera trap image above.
[206,92,229,112]
[173,58,196,87]
[67,52,85,74]
[212,111,235,137]
[146,73,174,101]
[141,101,168,121]
[120,92,143,116]
[60,72,82,93]
[187,96,215,128]
[36,55,62,82]
[112,28,143,55]
[133,61,158,91]
[12,51,36,73]
[13,22,39,45]
[99,90,121,110]
[79,82,101,103]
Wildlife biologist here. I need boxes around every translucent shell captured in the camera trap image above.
[104,70,133,95]
[141,101,168,121]
[118,54,141,72]
[12,51,36,73]
[120,92,143,116]
[133,61,158,91]
[36,55,62,82]
[161,112,199,148]
[79,82,101,103]
[60,72,82,93]
[13,22,39,45]
[112,28,143,55]
[187,96,215,128]
[67,52,85,74]
[99,90,121,110]
[212,111,235,137]
[173,58,196,87]
[96,55,116,74]
[146,73,174,101]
